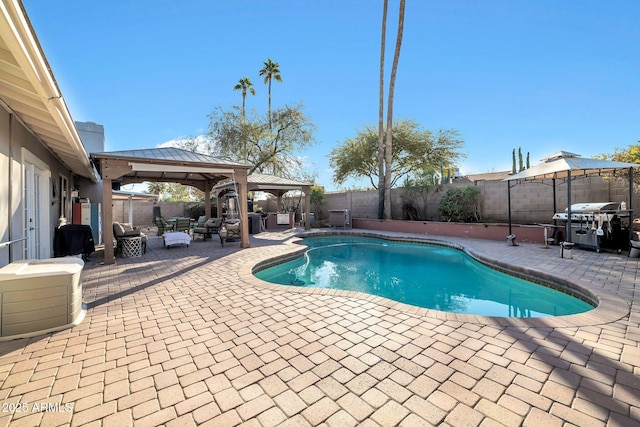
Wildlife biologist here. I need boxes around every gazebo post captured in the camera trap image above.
[303,185,311,230]
[127,194,133,225]
[236,172,250,248]
[629,167,634,243]
[566,170,572,243]
[216,192,222,219]
[204,180,211,219]
[552,177,557,225]
[507,180,512,236]
[102,178,115,264]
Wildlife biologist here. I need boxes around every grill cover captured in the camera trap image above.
[565,202,618,213]
[553,202,620,221]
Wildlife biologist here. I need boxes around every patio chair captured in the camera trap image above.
[155,217,173,237]
[174,217,191,233]
[192,216,207,230]
[219,220,241,247]
[193,218,222,241]
[113,222,147,255]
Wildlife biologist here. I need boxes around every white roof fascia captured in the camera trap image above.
[0,0,97,181]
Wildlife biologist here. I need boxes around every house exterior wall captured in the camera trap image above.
[0,109,74,267]
[0,111,10,267]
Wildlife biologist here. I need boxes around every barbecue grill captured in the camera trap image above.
[552,202,630,252]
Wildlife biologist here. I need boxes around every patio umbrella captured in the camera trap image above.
[503,151,639,243]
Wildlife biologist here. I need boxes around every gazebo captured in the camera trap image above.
[504,151,639,243]
[91,148,251,264]
[213,173,312,231]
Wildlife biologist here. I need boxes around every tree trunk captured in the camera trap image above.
[383,0,405,220]
[268,77,272,131]
[377,0,388,219]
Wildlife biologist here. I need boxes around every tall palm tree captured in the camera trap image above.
[233,77,255,119]
[383,0,405,220]
[377,0,388,219]
[259,58,282,129]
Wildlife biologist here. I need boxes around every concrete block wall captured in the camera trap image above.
[324,175,639,224]
[116,175,639,228]
[325,189,405,219]
[113,201,190,227]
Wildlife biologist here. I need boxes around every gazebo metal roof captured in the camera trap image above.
[214,173,312,193]
[90,147,251,264]
[91,147,249,190]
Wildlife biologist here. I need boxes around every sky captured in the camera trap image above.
[23,0,639,192]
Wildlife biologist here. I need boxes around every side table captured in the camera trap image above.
[121,236,142,258]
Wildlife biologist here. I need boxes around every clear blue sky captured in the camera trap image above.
[24,1,639,191]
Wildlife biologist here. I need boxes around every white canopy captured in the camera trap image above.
[504,151,640,181]
[502,151,639,243]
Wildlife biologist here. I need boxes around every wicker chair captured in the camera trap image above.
[113,222,147,255]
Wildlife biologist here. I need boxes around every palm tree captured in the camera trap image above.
[147,182,166,196]
[259,58,282,129]
[233,77,255,119]
[377,0,388,219]
[383,0,405,219]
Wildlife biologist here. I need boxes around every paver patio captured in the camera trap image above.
[0,228,638,426]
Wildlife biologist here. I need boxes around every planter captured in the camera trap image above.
[352,219,544,243]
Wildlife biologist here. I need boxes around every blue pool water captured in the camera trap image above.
[254,236,594,318]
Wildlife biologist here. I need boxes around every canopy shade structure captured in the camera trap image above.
[214,173,312,193]
[502,151,640,243]
[214,173,312,230]
[91,147,249,191]
[504,151,640,182]
[90,147,251,263]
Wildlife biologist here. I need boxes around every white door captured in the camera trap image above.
[22,150,50,260]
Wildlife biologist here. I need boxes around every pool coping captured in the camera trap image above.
[239,229,631,328]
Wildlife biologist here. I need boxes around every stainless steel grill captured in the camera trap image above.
[552,202,630,252]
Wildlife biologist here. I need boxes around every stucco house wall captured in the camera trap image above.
[0,109,76,266]
[0,2,98,268]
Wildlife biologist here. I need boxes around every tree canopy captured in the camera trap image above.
[233,77,255,118]
[597,144,640,164]
[596,143,640,190]
[330,119,465,189]
[206,103,316,177]
[146,182,204,202]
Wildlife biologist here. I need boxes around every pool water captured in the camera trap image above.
[254,236,594,318]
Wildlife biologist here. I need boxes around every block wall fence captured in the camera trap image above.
[119,175,639,227]
[323,175,638,224]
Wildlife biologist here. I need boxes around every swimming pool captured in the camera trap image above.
[254,236,595,318]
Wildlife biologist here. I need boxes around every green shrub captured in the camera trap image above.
[185,202,217,219]
[437,186,482,222]
[310,185,326,219]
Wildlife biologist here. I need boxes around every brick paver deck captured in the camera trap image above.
[0,228,638,426]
